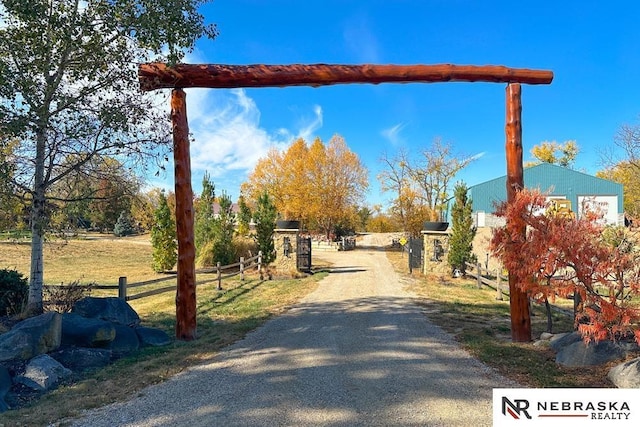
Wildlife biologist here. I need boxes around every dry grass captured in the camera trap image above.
[0,236,327,426]
[0,234,160,285]
[386,249,617,388]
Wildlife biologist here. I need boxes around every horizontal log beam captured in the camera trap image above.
[139,63,553,91]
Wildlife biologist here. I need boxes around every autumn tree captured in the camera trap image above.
[151,191,177,272]
[49,156,141,231]
[406,138,475,221]
[600,118,640,221]
[527,140,579,168]
[379,139,475,230]
[243,135,368,237]
[0,0,216,314]
[491,189,640,343]
[378,149,414,233]
[597,162,640,220]
[307,135,368,237]
[447,182,477,275]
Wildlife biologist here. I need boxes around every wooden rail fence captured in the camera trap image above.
[465,261,509,300]
[44,251,263,303]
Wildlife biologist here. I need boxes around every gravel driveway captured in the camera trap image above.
[69,246,513,426]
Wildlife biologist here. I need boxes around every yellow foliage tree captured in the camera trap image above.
[242,134,368,237]
[527,140,579,168]
[597,162,640,220]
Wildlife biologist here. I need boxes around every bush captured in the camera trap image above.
[195,237,258,268]
[0,268,28,316]
[43,280,94,313]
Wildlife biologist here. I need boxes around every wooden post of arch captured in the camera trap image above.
[171,89,197,341]
[505,83,531,342]
[141,63,552,342]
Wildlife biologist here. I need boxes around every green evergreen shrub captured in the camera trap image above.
[448,182,477,275]
[0,268,28,316]
[113,211,135,237]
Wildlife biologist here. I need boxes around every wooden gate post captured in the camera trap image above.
[505,83,532,342]
[496,269,503,301]
[171,88,197,341]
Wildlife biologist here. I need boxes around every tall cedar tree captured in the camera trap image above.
[490,189,640,344]
[194,172,215,259]
[254,192,277,264]
[0,0,216,314]
[151,192,177,272]
[447,182,477,275]
[237,194,252,237]
[211,191,235,266]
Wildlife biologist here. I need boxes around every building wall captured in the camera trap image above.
[468,163,624,226]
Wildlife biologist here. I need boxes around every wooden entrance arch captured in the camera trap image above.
[139,63,554,342]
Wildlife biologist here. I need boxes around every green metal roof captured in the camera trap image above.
[468,163,624,213]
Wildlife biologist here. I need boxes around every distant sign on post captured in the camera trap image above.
[399,237,407,246]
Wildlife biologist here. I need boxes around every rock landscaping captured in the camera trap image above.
[537,331,640,387]
[0,297,171,411]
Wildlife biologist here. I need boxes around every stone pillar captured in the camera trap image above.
[422,230,451,274]
[273,228,299,272]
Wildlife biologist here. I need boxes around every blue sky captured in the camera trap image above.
[148,0,640,209]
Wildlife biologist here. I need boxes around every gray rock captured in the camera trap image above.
[0,312,61,362]
[51,347,112,371]
[0,365,10,412]
[539,332,554,341]
[14,354,72,391]
[109,324,140,356]
[135,326,172,347]
[555,339,625,367]
[608,357,640,388]
[61,313,116,348]
[72,297,140,327]
[549,331,582,351]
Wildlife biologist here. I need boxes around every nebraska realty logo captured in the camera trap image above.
[493,389,640,426]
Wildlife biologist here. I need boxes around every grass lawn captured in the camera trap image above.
[0,236,328,426]
[385,249,621,388]
[0,234,164,285]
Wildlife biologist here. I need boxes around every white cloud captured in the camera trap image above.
[381,122,407,146]
[343,14,381,63]
[296,105,323,141]
[185,89,322,180]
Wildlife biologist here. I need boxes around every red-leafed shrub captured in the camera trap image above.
[491,189,640,344]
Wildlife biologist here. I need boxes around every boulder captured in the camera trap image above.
[549,331,582,352]
[0,365,10,412]
[61,313,115,348]
[14,354,72,392]
[72,297,140,327]
[555,339,625,367]
[135,326,172,347]
[51,347,111,371]
[109,324,140,357]
[608,357,640,388]
[0,312,61,362]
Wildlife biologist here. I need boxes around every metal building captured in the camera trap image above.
[468,163,624,227]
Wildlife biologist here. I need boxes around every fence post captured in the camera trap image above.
[476,263,482,289]
[217,262,222,290]
[258,251,263,280]
[240,257,245,281]
[495,268,503,300]
[118,277,127,300]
